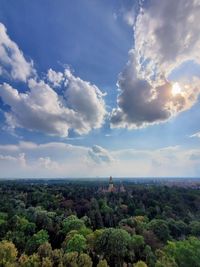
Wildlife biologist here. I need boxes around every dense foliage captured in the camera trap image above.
[0,180,200,266]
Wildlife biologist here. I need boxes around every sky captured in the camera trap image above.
[0,0,200,178]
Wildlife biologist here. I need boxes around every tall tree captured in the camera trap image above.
[0,240,17,266]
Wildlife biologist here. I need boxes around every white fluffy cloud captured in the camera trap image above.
[64,69,106,132]
[0,69,106,137]
[135,0,200,81]
[47,68,64,87]
[0,23,106,137]
[0,23,35,81]
[111,0,200,128]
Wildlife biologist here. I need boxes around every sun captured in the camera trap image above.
[172,82,181,96]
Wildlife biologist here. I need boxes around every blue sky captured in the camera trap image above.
[0,0,200,178]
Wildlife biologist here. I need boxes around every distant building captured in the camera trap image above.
[108,176,115,192]
[99,176,126,193]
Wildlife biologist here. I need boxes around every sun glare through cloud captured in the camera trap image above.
[172,82,182,96]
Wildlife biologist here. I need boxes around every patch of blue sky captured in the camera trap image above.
[168,60,200,82]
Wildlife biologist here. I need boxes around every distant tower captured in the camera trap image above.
[108,176,114,192]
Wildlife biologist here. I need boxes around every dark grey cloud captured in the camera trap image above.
[111,0,200,128]
[111,52,194,128]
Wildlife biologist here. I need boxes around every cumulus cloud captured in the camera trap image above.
[111,0,200,128]
[47,68,64,87]
[0,80,73,136]
[64,69,106,132]
[0,69,106,137]
[111,51,199,128]
[0,23,106,137]
[134,0,200,81]
[0,23,35,81]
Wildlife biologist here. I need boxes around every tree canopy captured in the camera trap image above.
[0,180,200,267]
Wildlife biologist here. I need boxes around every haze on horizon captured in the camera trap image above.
[0,0,200,178]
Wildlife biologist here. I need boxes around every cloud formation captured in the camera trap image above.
[0,69,106,137]
[47,68,64,87]
[0,23,35,81]
[0,23,106,137]
[88,145,114,164]
[190,132,200,138]
[0,142,112,178]
[111,0,200,128]
[0,142,199,178]
[111,51,199,128]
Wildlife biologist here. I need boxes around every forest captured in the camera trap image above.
[0,179,200,267]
